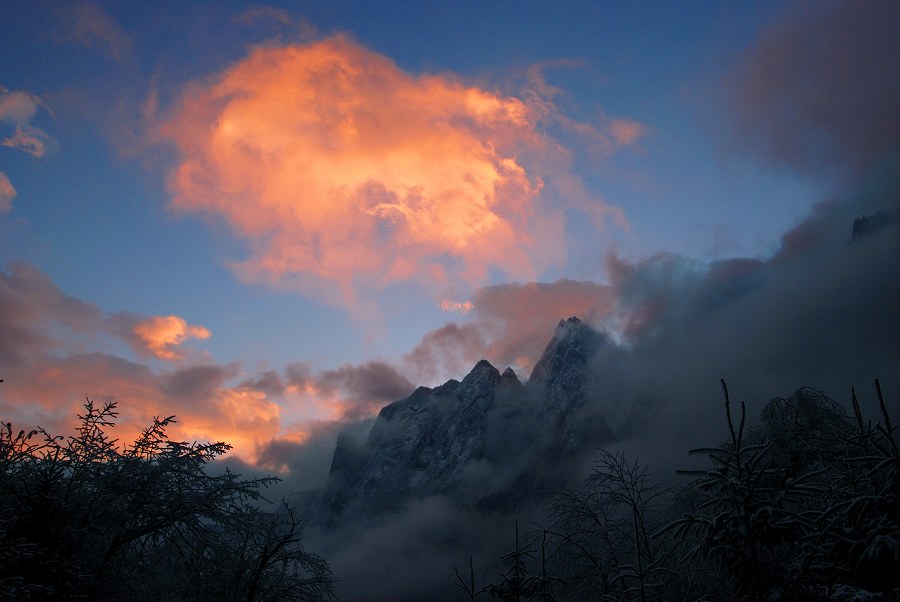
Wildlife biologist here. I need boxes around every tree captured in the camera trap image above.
[482,519,567,602]
[659,380,900,600]
[0,399,335,601]
[540,450,672,601]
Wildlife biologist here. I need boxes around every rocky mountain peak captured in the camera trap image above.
[501,366,520,386]
[318,316,612,522]
[463,359,500,384]
[527,316,613,456]
[528,316,604,387]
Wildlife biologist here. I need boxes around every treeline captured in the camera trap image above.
[460,381,899,601]
[0,400,334,601]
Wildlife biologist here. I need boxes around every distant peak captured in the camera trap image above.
[462,359,501,387]
[529,317,604,385]
[553,316,592,339]
[500,366,521,386]
[466,359,499,378]
[557,316,583,328]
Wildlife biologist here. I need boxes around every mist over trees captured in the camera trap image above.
[461,381,899,601]
[0,398,334,601]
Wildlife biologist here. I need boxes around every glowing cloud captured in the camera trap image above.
[157,35,580,305]
[439,300,473,313]
[132,315,211,360]
[0,172,14,213]
[0,262,307,464]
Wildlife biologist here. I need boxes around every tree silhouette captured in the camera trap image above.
[0,398,334,601]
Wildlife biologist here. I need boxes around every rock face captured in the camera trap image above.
[527,317,614,457]
[322,360,524,518]
[320,316,615,521]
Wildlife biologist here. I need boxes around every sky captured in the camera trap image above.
[1,0,898,482]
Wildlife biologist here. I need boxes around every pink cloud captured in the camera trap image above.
[154,35,633,308]
[0,263,286,462]
[407,279,616,382]
[0,172,15,213]
[609,119,645,145]
[0,87,56,158]
[0,262,407,466]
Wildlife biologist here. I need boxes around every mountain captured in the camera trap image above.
[527,316,615,458]
[316,316,617,523]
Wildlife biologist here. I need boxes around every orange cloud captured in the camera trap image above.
[0,171,14,213]
[132,315,211,360]
[1,355,285,465]
[156,35,576,306]
[0,262,385,467]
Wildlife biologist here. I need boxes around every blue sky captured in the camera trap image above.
[2,0,894,466]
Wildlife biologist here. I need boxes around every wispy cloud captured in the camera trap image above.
[0,86,57,158]
[61,1,134,63]
[232,5,295,28]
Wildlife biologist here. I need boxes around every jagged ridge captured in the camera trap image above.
[319,316,616,521]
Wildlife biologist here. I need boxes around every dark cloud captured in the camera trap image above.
[588,168,900,457]
[316,361,414,405]
[284,361,313,388]
[0,261,104,366]
[404,322,487,385]
[727,0,900,180]
[254,418,375,492]
[239,369,285,397]
[158,364,236,399]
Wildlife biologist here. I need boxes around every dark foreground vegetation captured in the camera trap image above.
[0,399,334,601]
[461,381,899,601]
[2,380,897,601]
